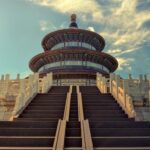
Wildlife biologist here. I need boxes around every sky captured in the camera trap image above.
[0,0,150,78]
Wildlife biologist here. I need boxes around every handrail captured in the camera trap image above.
[97,73,136,118]
[53,120,66,150]
[12,93,37,120]
[63,85,72,121]
[41,73,53,93]
[77,85,84,121]
[12,74,39,119]
[77,86,93,149]
[111,78,136,118]
[96,73,109,93]
[53,86,72,149]
[53,119,61,150]
[81,120,86,149]
[82,120,93,150]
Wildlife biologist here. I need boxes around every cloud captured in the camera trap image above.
[87,27,95,32]
[107,49,122,54]
[29,0,103,22]
[115,0,136,15]
[39,20,57,32]
[116,57,134,71]
[40,20,49,31]
[98,0,150,61]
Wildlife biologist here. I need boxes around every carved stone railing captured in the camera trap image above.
[0,74,28,120]
[53,119,66,150]
[77,85,84,121]
[0,74,20,99]
[12,73,39,119]
[41,73,53,93]
[53,86,72,150]
[110,74,136,118]
[77,86,93,150]
[96,73,136,118]
[63,85,72,121]
[81,120,93,150]
[96,73,109,93]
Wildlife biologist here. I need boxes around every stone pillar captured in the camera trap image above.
[144,74,147,81]
[123,80,129,107]
[20,79,25,93]
[139,74,143,82]
[5,74,10,81]
[109,73,115,93]
[16,74,20,80]
[3,74,10,95]
[128,74,132,80]
[149,79,150,105]
[1,75,4,81]
[115,74,120,100]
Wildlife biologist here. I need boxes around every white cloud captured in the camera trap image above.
[29,0,103,21]
[40,20,49,31]
[116,57,134,71]
[87,27,95,32]
[39,20,57,32]
[115,0,136,15]
[107,49,122,54]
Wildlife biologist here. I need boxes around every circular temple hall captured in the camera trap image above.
[29,14,118,85]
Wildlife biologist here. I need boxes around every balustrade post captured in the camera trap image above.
[123,80,129,108]
[115,74,120,100]
[16,74,20,80]
[110,73,114,94]
[103,77,107,93]
[139,74,143,82]
[20,79,25,93]
[3,74,10,96]
[144,74,147,81]
[5,74,10,81]
[1,75,4,81]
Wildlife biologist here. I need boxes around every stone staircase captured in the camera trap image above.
[0,86,69,149]
[80,86,150,149]
[0,85,150,149]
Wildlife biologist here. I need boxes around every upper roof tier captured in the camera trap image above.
[42,28,105,52]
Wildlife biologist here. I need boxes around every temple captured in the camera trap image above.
[0,14,150,149]
[29,14,118,85]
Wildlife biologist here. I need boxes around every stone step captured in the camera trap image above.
[66,128,81,136]
[0,136,54,147]
[23,110,64,114]
[0,147,53,150]
[89,121,150,128]
[67,122,80,128]
[26,106,65,110]
[15,118,60,122]
[20,113,63,118]
[91,128,150,136]
[0,121,58,128]
[0,128,56,136]
[85,113,127,118]
[92,137,150,147]
[64,137,82,148]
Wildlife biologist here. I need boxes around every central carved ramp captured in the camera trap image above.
[64,86,82,149]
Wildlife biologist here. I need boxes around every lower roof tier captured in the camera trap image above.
[29,49,118,73]
[40,71,109,80]
[38,66,109,75]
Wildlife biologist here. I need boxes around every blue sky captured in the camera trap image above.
[0,0,150,78]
